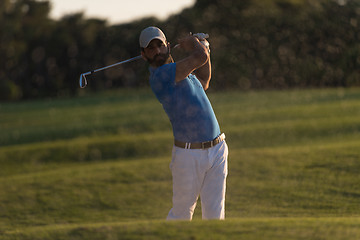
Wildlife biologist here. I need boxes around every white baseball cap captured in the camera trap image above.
[139,26,167,48]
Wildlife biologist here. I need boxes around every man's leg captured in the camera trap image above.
[200,141,228,220]
[167,147,206,220]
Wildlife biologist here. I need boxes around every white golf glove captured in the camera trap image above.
[193,33,210,53]
[193,33,209,40]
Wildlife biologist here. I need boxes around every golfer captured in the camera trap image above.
[139,26,228,220]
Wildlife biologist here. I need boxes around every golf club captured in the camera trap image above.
[79,55,142,88]
[79,33,209,88]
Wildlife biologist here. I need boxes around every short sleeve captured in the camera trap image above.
[149,63,176,104]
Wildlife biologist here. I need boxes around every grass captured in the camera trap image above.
[4,217,360,240]
[1,88,360,239]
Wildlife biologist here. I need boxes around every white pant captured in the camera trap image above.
[167,140,228,220]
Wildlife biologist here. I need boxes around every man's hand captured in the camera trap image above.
[178,35,202,52]
[193,33,210,53]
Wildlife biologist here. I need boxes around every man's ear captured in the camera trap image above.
[141,50,147,61]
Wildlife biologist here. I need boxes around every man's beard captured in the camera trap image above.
[147,47,171,67]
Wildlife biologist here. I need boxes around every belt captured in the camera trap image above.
[174,133,225,149]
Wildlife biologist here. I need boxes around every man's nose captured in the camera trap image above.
[154,47,161,54]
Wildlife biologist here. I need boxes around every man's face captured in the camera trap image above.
[142,39,170,67]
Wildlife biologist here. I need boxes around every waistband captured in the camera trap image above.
[174,133,225,150]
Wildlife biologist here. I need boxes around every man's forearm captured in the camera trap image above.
[175,36,209,83]
[194,57,211,90]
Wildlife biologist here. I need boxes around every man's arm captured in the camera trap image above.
[193,53,211,90]
[175,36,210,89]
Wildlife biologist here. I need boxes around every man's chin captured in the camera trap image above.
[154,59,166,67]
[151,56,170,67]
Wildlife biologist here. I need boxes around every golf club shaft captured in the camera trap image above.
[79,55,142,88]
[83,55,142,76]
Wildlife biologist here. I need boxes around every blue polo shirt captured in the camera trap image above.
[149,62,221,143]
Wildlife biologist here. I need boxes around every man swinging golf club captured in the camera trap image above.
[140,26,229,221]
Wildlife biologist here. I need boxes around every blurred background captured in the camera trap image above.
[2,1,360,236]
[0,0,359,101]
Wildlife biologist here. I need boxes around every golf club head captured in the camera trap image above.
[79,74,88,88]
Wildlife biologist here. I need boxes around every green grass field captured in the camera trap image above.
[1,88,360,239]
